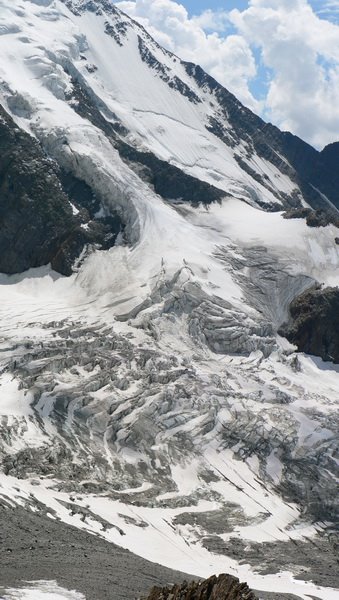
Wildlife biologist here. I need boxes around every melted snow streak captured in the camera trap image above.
[0,2,338,600]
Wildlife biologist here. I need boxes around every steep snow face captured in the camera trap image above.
[0,0,302,211]
[0,2,338,599]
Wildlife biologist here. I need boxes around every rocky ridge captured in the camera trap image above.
[0,104,123,275]
[142,574,257,600]
[186,60,339,217]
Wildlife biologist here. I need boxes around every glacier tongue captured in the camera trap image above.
[0,201,338,599]
[0,1,338,599]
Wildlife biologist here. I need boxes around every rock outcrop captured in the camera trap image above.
[142,574,257,600]
[0,104,123,276]
[283,207,339,228]
[280,286,339,363]
[184,63,339,214]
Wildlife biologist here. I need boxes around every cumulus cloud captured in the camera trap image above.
[115,0,259,111]
[115,0,339,148]
[191,9,230,32]
[319,1,339,14]
[230,0,339,147]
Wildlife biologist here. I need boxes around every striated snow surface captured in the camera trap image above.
[0,2,338,599]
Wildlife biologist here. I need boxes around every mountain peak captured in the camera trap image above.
[62,0,119,13]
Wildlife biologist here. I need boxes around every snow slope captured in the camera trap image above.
[0,0,305,211]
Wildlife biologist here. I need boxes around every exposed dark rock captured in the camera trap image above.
[64,0,119,17]
[184,62,339,214]
[138,37,201,104]
[0,104,73,275]
[105,19,129,46]
[287,138,339,213]
[0,104,123,276]
[66,72,225,206]
[117,140,225,205]
[142,574,258,600]
[280,286,339,364]
[65,70,129,136]
[85,63,98,73]
[283,207,339,228]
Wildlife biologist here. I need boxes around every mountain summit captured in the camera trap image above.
[0,2,338,599]
[1,0,339,276]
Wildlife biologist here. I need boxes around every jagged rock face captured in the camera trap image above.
[0,105,123,275]
[143,574,257,600]
[0,104,73,274]
[281,286,339,364]
[184,63,339,217]
[283,136,339,214]
[283,207,339,228]
[65,77,226,207]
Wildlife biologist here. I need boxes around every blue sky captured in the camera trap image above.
[181,0,339,109]
[183,0,338,22]
[184,1,253,15]
[182,1,269,101]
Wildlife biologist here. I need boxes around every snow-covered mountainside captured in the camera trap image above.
[0,1,338,599]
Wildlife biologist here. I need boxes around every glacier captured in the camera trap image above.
[0,1,338,599]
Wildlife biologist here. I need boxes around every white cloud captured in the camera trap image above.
[230,0,339,147]
[319,0,339,12]
[115,0,259,111]
[191,9,230,33]
[115,0,339,148]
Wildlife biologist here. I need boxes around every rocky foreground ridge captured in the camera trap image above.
[142,575,257,600]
